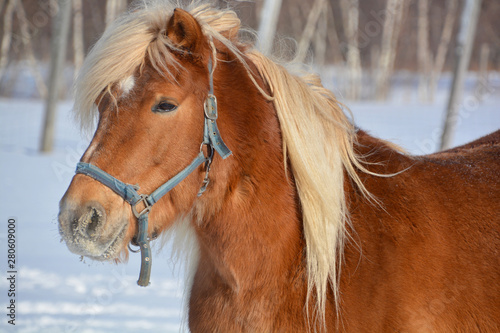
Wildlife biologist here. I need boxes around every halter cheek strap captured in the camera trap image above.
[75,58,231,286]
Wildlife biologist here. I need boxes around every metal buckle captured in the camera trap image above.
[198,144,214,197]
[132,194,152,218]
[204,94,218,120]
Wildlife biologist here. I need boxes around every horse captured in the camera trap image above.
[58,2,500,332]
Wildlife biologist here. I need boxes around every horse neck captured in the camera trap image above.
[191,53,305,294]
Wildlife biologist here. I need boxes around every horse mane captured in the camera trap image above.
[74,0,375,326]
[74,0,248,130]
[248,52,377,322]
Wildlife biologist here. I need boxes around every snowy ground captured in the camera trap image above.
[0,100,185,333]
[0,75,499,333]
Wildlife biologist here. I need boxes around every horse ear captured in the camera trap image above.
[167,8,205,55]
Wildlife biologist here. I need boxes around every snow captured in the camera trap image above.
[0,75,499,332]
[0,100,185,333]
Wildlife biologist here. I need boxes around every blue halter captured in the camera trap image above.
[75,59,231,286]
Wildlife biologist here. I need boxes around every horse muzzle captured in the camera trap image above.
[58,199,128,260]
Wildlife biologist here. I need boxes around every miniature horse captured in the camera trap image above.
[58,3,500,332]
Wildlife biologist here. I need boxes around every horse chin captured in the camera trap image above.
[61,222,128,262]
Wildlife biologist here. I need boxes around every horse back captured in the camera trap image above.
[440,129,500,152]
[341,130,500,332]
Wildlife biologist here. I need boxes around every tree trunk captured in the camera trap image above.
[326,2,344,64]
[417,0,430,102]
[370,45,380,99]
[288,4,303,41]
[0,0,17,82]
[40,0,72,153]
[106,0,127,28]
[476,43,490,102]
[15,2,48,98]
[314,4,328,67]
[73,0,84,77]
[296,0,324,63]
[256,0,283,55]
[440,0,483,150]
[387,0,407,86]
[340,0,361,100]
[429,0,458,102]
[375,0,407,100]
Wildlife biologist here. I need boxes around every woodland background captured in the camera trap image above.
[1,0,499,101]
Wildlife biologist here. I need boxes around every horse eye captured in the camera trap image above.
[152,101,178,113]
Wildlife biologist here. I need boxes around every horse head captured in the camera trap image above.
[59,8,233,264]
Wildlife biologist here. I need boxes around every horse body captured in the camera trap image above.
[339,131,500,332]
[189,126,500,332]
[58,2,499,332]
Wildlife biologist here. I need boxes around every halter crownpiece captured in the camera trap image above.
[75,58,231,286]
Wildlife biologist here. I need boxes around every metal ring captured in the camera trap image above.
[128,243,140,253]
[200,143,214,161]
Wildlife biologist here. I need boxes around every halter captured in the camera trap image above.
[74,58,231,286]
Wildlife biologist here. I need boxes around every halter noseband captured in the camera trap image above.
[74,58,231,286]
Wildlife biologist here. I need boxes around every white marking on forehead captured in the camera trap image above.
[119,76,135,96]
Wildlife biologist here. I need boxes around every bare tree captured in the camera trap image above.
[73,0,85,76]
[40,0,72,152]
[476,43,490,102]
[296,0,325,63]
[0,0,17,82]
[340,0,361,100]
[429,0,459,102]
[440,0,483,150]
[313,4,328,66]
[257,0,283,55]
[370,45,380,98]
[288,4,303,41]
[375,0,407,100]
[387,1,407,76]
[15,2,47,98]
[417,0,431,102]
[326,2,344,65]
[106,0,128,28]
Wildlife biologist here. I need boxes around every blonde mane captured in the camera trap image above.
[248,53,377,324]
[74,0,374,327]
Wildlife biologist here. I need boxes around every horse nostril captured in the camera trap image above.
[67,202,106,240]
[71,219,79,234]
[86,207,103,238]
